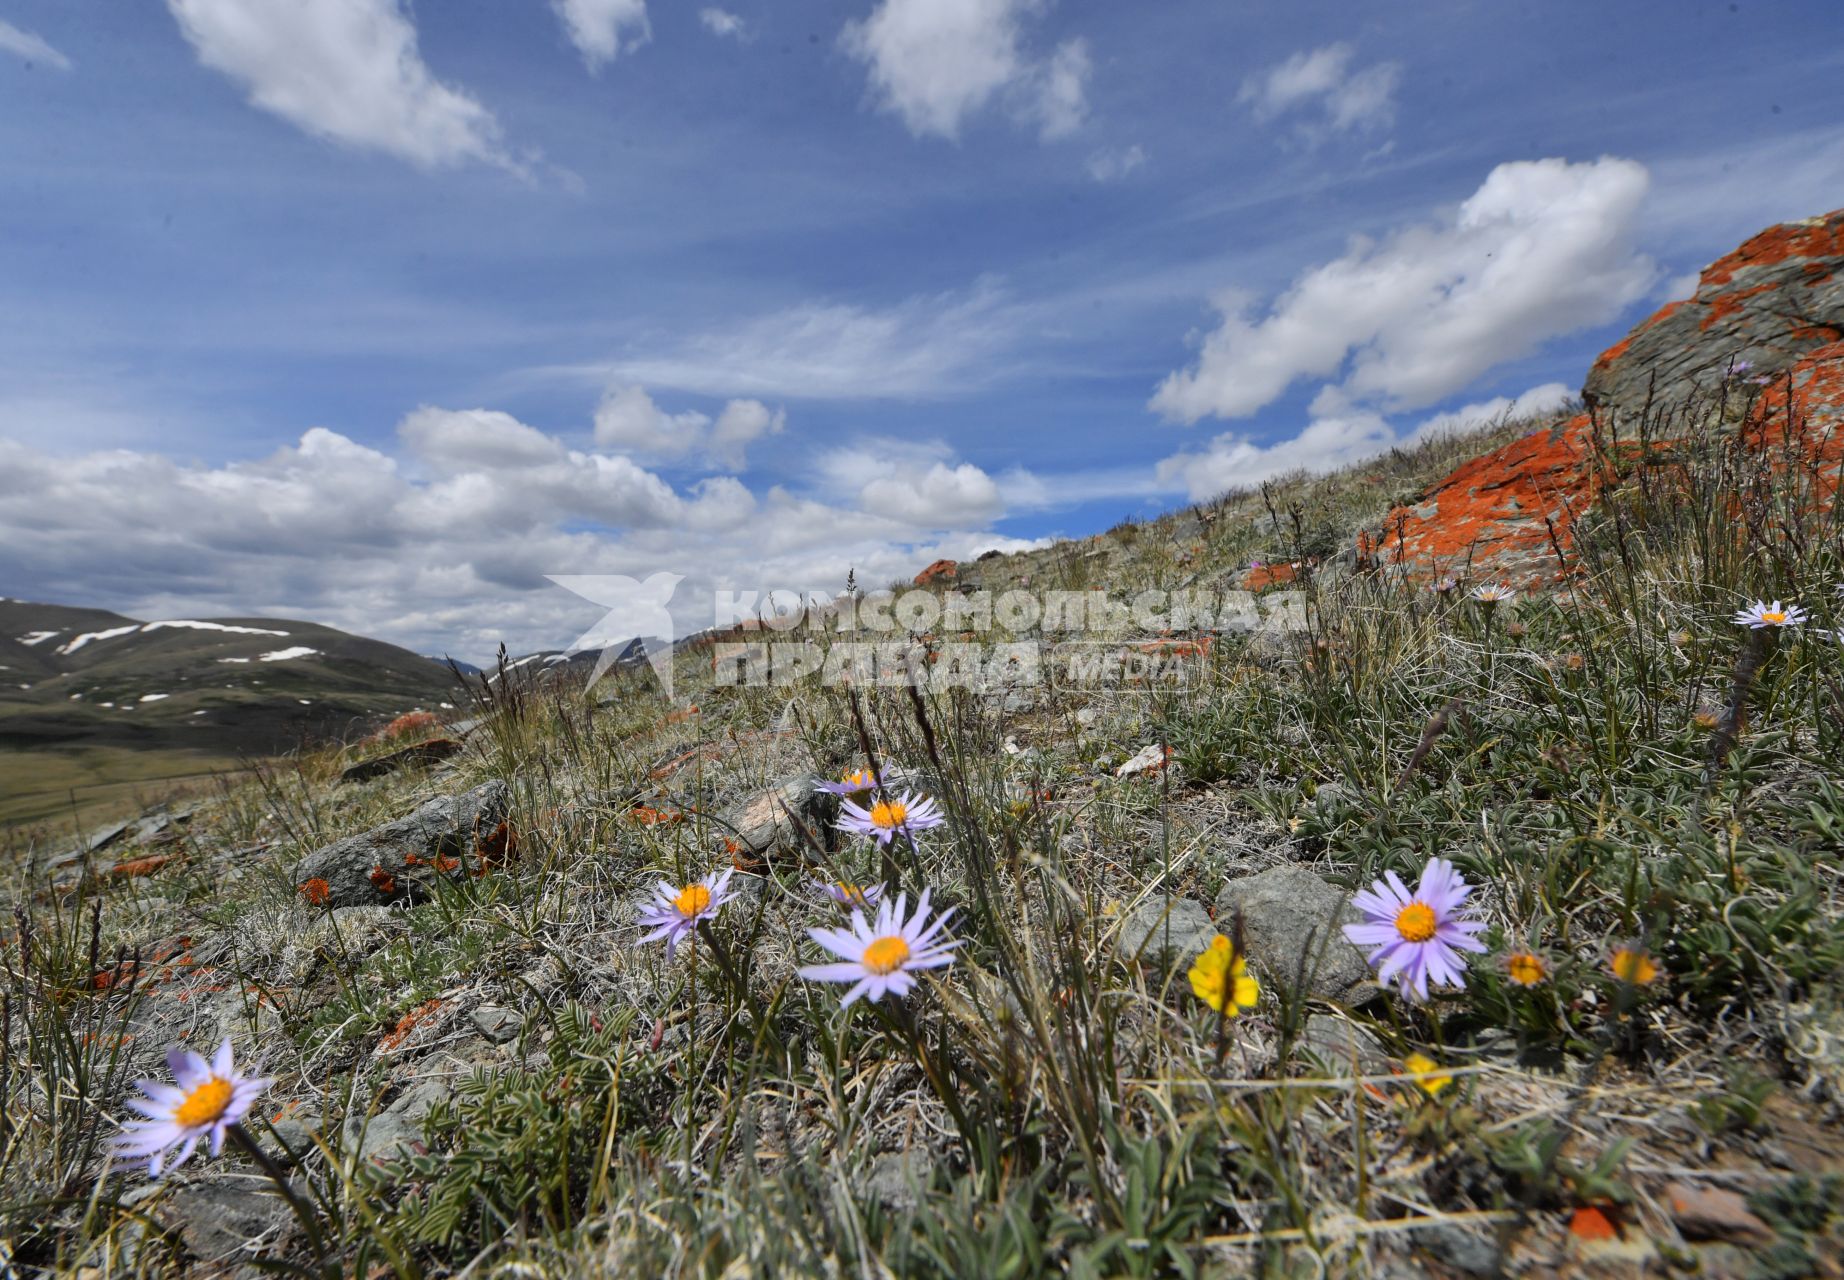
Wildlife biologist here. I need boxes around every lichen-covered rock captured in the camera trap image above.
[1214,865,1373,1004]
[913,558,958,587]
[1363,208,1844,589]
[293,780,509,908]
[1584,208,1844,416]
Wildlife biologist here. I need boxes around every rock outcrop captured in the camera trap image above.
[294,780,510,908]
[1367,208,1844,586]
[1585,208,1844,416]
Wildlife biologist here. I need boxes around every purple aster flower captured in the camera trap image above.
[636,867,736,958]
[1343,857,1488,1001]
[813,767,884,799]
[836,790,945,847]
[115,1039,271,1177]
[798,888,960,1007]
[814,878,884,910]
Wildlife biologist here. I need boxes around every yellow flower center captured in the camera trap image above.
[1394,902,1437,943]
[173,1076,235,1128]
[835,882,868,905]
[1610,947,1658,985]
[674,883,712,917]
[862,935,911,975]
[869,799,909,830]
[1761,610,1786,625]
[1505,952,1548,986]
[841,770,875,791]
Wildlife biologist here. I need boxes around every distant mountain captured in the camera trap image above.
[0,599,464,759]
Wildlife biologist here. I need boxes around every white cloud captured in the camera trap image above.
[1022,38,1090,140]
[167,0,510,169]
[1239,43,1399,139]
[709,399,786,470]
[0,19,72,69]
[1155,382,1574,502]
[0,410,1034,658]
[589,386,784,470]
[816,438,1005,528]
[592,385,711,458]
[1152,157,1656,423]
[551,0,650,70]
[699,8,747,39]
[1086,143,1145,183]
[841,0,1090,142]
[1661,269,1703,302]
[563,280,1023,400]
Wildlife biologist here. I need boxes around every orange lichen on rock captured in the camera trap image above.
[378,998,445,1053]
[368,710,443,744]
[369,865,397,896]
[110,855,172,878]
[1700,212,1844,287]
[300,877,332,907]
[1239,561,1298,591]
[913,558,958,587]
[1367,415,1597,588]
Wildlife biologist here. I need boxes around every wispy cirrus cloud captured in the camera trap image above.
[0,19,71,69]
[1239,43,1400,141]
[536,280,1034,400]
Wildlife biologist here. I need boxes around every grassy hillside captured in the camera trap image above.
[0,602,463,830]
[3,403,1842,1276]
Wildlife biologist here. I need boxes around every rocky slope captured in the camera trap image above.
[1361,206,1844,588]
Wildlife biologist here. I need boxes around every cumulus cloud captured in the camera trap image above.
[0,411,1034,659]
[562,280,1024,400]
[551,0,650,70]
[0,19,72,69]
[1152,157,1656,424]
[1155,382,1574,501]
[699,8,747,39]
[167,0,510,169]
[589,386,784,469]
[1239,43,1399,139]
[841,0,1090,142]
[817,438,1006,528]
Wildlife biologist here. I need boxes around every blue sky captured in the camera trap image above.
[2,0,1841,658]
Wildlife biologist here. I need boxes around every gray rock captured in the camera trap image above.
[865,1149,937,1212]
[1415,1223,1502,1277]
[1311,782,1353,812]
[163,1181,292,1266]
[345,1078,449,1165]
[724,775,819,854]
[1119,897,1216,968]
[1297,1014,1388,1074]
[1215,866,1374,1004]
[293,780,509,908]
[471,1004,520,1044]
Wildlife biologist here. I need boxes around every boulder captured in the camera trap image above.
[1214,866,1373,1004]
[1118,897,1216,968]
[913,558,958,587]
[293,780,509,908]
[724,775,820,855]
[338,736,464,785]
[1584,208,1844,416]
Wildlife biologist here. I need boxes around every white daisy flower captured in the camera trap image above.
[637,867,736,958]
[115,1040,271,1177]
[799,888,960,1007]
[1731,599,1808,629]
[1470,584,1517,605]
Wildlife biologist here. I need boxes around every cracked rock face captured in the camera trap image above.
[293,780,510,909]
[1584,208,1844,417]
